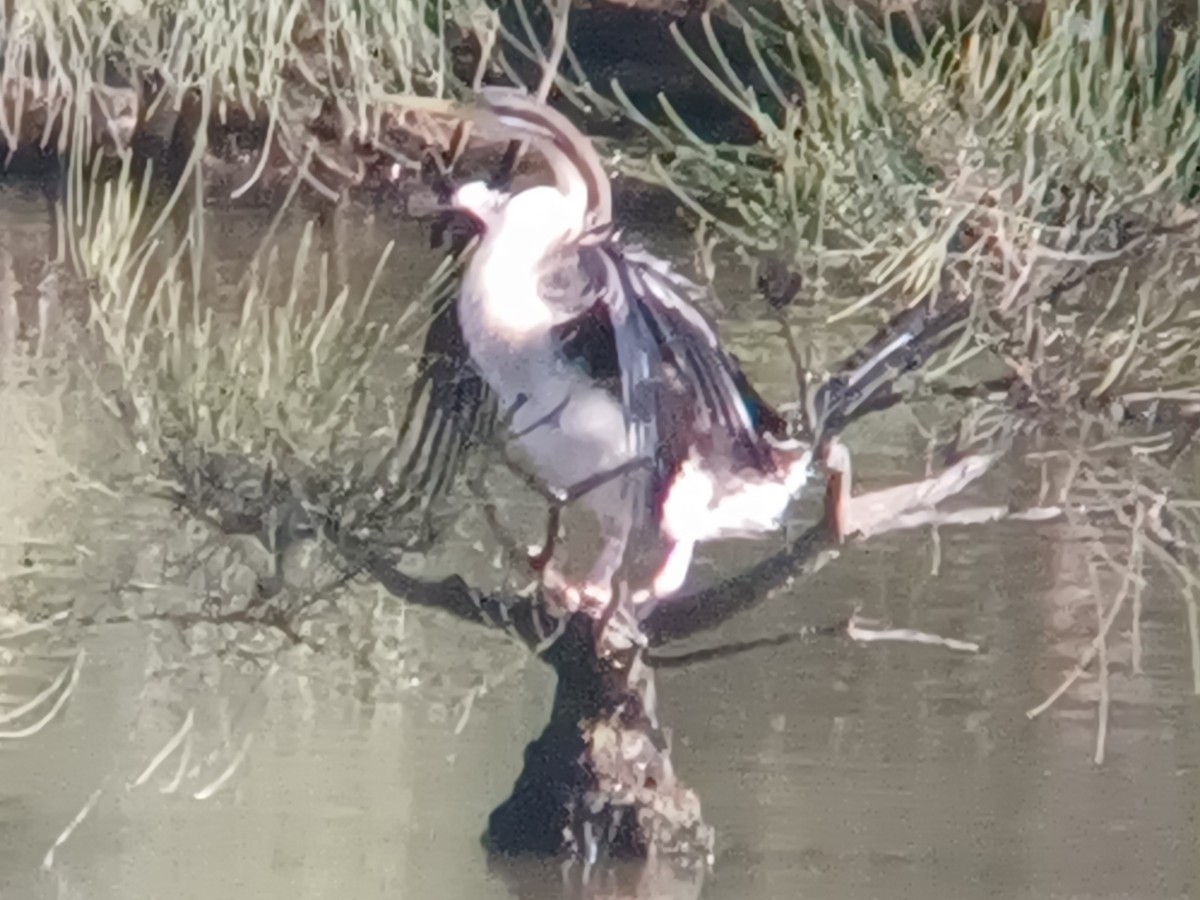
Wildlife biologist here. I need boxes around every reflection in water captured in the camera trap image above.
[2,180,1199,900]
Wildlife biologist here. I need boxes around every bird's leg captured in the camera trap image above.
[818,438,853,543]
[526,503,561,571]
[531,462,651,612]
[565,480,636,615]
[466,456,567,591]
[561,458,654,504]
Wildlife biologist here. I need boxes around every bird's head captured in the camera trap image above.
[452,181,580,256]
[451,180,506,230]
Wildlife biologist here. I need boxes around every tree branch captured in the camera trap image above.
[639,522,835,646]
[358,547,561,648]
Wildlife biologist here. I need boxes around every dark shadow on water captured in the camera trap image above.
[488,854,704,900]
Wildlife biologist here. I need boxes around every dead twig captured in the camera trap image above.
[1026,507,1145,722]
[129,709,195,790]
[846,611,981,653]
[41,785,104,871]
[0,649,84,740]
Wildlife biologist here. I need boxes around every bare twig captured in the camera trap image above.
[192,732,254,800]
[129,709,195,789]
[1026,509,1145,721]
[1089,553,1111,765]
[41,786,104,871]
[160,732,194,795]
[846,612,981,653]
[0,649,84,739]
[534,0,572,104]
[0,653,76,727]
[0,609,69,641]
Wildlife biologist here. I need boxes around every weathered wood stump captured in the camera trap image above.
[487,611,713,865]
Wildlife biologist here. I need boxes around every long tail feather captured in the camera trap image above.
[809,295,971,440]
[369,264,497,540]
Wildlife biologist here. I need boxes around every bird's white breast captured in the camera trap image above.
[459,253,638,497]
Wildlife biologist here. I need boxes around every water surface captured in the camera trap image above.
[1,179,1198,900]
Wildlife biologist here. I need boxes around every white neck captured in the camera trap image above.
[458,184,583,341]
[461,234,556,340]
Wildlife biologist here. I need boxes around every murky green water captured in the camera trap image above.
[2,177,1199,900]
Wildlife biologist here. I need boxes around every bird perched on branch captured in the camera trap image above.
[414,88,963,610]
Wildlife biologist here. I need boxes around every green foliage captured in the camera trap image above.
[67,152,395,487]
[604,0,1200,710]
[1,0,469,97]
[615,0,1200,308]
[0,0,481,171]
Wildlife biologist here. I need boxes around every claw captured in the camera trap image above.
[539,566,612,615]
[573,581,613,614]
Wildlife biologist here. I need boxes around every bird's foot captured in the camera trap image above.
[525,542,553,571]
[540,566,613,615]
[569,580,614,616]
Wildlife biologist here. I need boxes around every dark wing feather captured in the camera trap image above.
[373,277,497,540]
[531,234,789,545]
[809,295,970,439]
[605,244,781,474]
[532,241,679,541]
[549,241,787,534]
[550,301,622,391]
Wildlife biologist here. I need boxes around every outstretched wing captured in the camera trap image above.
[597,243,786,469]
[373,261,497,541]
[545,238,787,526]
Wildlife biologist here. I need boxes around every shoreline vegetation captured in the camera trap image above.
[3,0,1200,870]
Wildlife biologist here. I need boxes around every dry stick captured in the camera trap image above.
[1130,533,1145,675]
[160,732,193,795]
[1189,592,1200,697]
[473,16,500,92]
[1087,550,1111,766]
[920,426,942,577]
[534,0,571,103]
[1102,483,1151,679]
[1140,536,1200,697]
[129,708,195,789]
[0,609,69,641]
[846,612,980,653]
[192,732,254,800]
[1026,508,1143,722]
[41,786,103,871]
[0,650,84,739]
[0,660,75,726]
